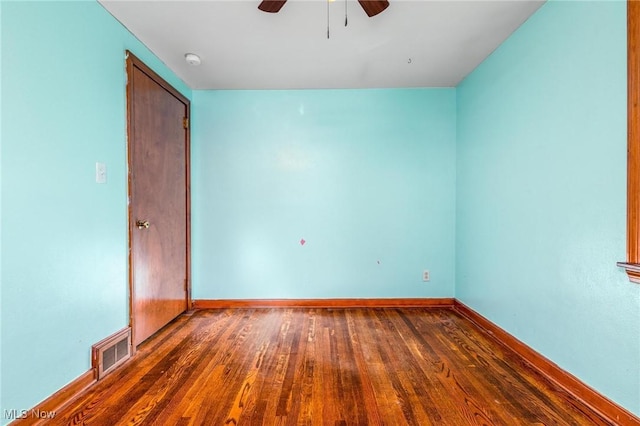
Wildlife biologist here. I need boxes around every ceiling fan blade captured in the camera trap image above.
[258,0,287,13]
[358,0,389,17]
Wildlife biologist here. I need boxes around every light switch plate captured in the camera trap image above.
[96,162,107,184]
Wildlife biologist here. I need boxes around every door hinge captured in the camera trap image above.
[183,117,189,129]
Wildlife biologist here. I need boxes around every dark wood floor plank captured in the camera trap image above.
[431,309,611,425]
[345,310,385,426]
[51,308,614,426]
[253,309,299,423]
[394,309,515,424]
[368,309,440,425]
[58,312,216,425]
[385,309,496,425]
[348,309,417,424]
[116,309,249,425]
[428,309,587,425]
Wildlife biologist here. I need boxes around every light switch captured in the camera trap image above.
[96,162,107,184]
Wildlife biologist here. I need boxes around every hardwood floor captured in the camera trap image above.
[53,308,612,425]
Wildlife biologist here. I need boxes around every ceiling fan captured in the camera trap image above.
[258,0,390,18]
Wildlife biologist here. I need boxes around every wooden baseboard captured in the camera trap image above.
[9,370,95,425]
[453,300,640,426]
[193,297,456,309]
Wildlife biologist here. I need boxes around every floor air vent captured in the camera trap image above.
[92,327,132,380]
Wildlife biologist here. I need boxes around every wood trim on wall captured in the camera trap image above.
[453,300,640,426]
[8,370,95,425]
[629,0,640,263]
[622,0,640,283]
[193,298,456,309]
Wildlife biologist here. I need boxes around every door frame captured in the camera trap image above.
[125,51,192,351]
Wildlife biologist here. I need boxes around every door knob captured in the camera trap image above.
[136,220,150,229]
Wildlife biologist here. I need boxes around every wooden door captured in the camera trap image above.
[126,52,190,347]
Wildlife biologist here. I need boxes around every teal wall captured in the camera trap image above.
[2,0,639,421]
[0,0,190,419]
[457,0,639,415]
[0,0,4,413]
[192,89,456,299]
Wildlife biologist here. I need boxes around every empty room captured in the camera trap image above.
[1,0,639,424]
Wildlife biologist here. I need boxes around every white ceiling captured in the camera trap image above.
[99,0,545,90]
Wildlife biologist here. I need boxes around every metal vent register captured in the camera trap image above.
[92,328,132,380]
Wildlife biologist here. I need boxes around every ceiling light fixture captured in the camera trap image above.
[184,53,201,66]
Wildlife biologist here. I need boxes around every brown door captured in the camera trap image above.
[126,52,190,347]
